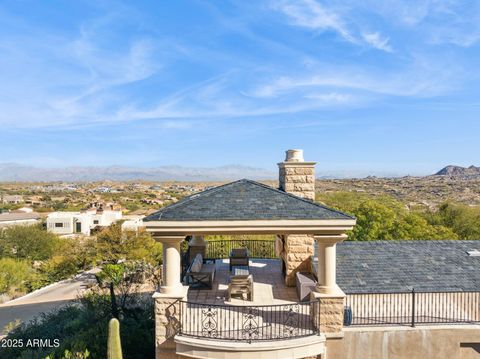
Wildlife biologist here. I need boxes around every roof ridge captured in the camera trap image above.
[240,179,355,220]
[147,179,246,220]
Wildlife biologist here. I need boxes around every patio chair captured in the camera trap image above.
[229,248,249,271]
[227,274,254,301]
[185,254,216,289]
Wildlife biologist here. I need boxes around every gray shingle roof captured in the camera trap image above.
[335,240,480,293]
[144,179,353,221]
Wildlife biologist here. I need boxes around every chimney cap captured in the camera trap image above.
[285,149,304,162]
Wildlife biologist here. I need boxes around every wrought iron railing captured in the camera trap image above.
[179,300,319,342]
[205,239,276,259]
[345,290,480,327]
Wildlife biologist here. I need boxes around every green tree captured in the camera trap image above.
[96,224,162,264]
[0,225,62,261]
[429,202,480,239]
[392,212,457,240]
[317,192,458,241]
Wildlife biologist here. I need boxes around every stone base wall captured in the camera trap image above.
[155,296,182,359]
[311,295,344,335]
[326,326,480,359]
[284,234,314,286]
[319,297,344,334]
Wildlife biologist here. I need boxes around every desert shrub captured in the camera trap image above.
[0,258,34,295]
[40,256,81,283]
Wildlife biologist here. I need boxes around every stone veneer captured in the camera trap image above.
[155,295,183,359]
[278,165,316,201]
[283,234,315,286]
[317,296,345,334]
[278,150,316,286]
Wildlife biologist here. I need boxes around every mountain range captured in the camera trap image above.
[0,163,276,182]
[435,165,480,177]
[0,163,478,182]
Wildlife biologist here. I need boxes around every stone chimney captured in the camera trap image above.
[277,149,316,286]
[278,149,316,201]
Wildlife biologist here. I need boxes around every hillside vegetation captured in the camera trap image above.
[317,192,480,240]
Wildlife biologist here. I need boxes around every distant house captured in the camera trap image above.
[0,212,40,228]
[24,195,44,206]
[46,208,122,236]
[2,195,24,204]
[121,215,145,232]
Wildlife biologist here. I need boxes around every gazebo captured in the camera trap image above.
[143,150,356,359]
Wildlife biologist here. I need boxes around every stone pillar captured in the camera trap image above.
[157,236,185,295]
[153,288,188,359]
[278,149,317,286]
[283,234,315,286]
[154,235,188,359]
[312,235,347,335]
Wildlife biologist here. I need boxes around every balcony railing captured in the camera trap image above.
[205,239,276,259]
[345,290,480,327]
[179,300,319,342]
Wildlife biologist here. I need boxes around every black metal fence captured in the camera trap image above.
[206,239,276,259]
[179,300,319,342]
[345,290,480,327]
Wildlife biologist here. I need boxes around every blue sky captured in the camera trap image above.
[1,0,479,176]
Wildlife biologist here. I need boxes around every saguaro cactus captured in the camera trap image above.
[107,318,123,359]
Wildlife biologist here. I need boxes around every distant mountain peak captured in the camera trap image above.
[435,165,480,177]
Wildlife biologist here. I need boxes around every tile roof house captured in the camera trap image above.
[143,149,480,359]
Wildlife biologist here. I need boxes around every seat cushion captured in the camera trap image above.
[190,253,203,273]
[196,263,215,274]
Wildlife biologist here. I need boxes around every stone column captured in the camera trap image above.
[154,235,189,359]
[311,234,347,335]
[316,240,338,295]
[278,149,317,286]
[157,236,185,295]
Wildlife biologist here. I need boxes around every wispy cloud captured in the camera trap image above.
[271,0,393,52]
[0,0,473,133]
[359,0,480,47]
[247,56,460,100]
[0,7,163,129]
[271,0,355,43]
[362,32,393,52]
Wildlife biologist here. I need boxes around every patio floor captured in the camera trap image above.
[186,259,299,305]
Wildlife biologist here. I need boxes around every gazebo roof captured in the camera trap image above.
[144,179,353,222]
